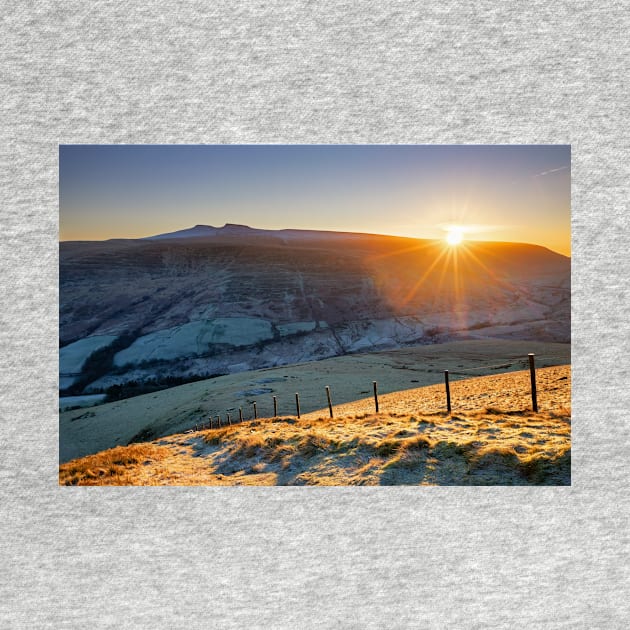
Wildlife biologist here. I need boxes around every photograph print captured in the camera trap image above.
[59,144,570,486]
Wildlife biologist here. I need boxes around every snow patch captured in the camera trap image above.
[113,318,274,366]
[59,335,118,385]
[337,317,425,352]
[277,321,318,336]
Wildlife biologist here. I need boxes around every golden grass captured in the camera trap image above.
[59,408,570,486]
[59,444,172,486]
[60,366,571,486]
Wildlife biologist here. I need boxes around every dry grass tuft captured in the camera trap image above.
[296,433,339,457]
[59,444,171,486]
[399,435,433,452]
[230,434,286,459]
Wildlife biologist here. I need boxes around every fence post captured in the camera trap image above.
[273,396,278,417]
[326,386,333,418]
[227,413,232,426]
[373,381,379,413]
[295,393,301,419]
[528,353,538,412]
[217,415,221,427]
[253,402,257,420]
[239,407,243,423]
[444,370,452,413]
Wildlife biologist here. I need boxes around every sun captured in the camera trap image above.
[446,227,464,246]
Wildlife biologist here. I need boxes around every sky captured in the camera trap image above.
[59,145,571,255]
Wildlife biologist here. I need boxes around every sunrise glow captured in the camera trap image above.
[446,227,464,246]
[59,145,571,255]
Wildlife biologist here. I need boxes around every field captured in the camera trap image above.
[60,364,570,486]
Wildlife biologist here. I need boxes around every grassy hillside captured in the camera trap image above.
[60,364,571,486]
[59,339,570,463]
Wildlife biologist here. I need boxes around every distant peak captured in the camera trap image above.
[221,223,253,230]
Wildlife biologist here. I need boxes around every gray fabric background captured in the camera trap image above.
[1,2,628,628]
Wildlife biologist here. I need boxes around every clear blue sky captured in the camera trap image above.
[59,145,571,255]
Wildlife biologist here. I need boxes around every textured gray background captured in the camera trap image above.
[1,2,629,628]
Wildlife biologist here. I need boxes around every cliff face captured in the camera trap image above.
[59,228,569,395]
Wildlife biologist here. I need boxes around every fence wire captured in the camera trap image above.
[192,353,569,431]
[448,355,568,374]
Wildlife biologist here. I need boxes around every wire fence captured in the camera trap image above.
[436,354,568,375]
[187,353,568,433]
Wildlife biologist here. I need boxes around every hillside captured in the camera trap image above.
[59,364,571,486]
[59,339,570,463]
[59,226,570,397]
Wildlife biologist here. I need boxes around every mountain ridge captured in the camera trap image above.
[60,227,570,400]
[61,223,570,259]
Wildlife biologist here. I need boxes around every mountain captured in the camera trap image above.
[144,224,221,239]
[144,223,259,240]
[59,225,570,399]
[143,223,371,242]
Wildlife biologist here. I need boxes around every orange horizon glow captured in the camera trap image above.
[58,221,571,257]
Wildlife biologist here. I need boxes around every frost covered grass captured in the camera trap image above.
[60,366,570,486]
[59,394,107,411]
[60,341,570,464]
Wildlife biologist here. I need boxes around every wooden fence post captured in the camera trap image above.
[239,407,243,423]
[444,370,452,413]
[227,413,232,426]
[528,353,538,412]
[253,402,257,420]
[217,415,221,427]
[273,396,278,417]
[373,381,379,413]
[295,393,301,418]
[326,386,333,418]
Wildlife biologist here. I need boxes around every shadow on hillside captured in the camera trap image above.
[190,423,571,486]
